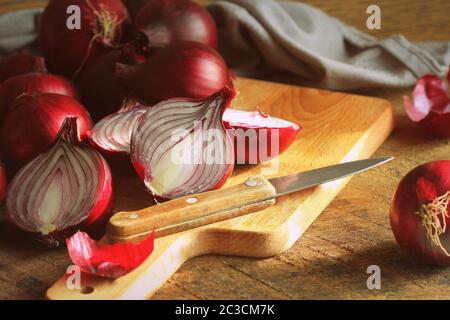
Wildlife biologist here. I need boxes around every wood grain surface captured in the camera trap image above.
[0,0,449,300]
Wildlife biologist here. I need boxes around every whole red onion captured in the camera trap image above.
[6,118,113,247]
[134,0,218,49]
[40,0,129,78]
[0,53,45,83]
[0,73,78,121]
[117,41,230,105]
[0,93,92,169]
[391,161,450,265]
[78,44,145,121]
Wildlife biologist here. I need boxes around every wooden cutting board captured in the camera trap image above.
[47,77,394,300]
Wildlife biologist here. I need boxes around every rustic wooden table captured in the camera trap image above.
[0,0,449,300]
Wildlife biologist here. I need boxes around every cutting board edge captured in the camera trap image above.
[237,77,396,107]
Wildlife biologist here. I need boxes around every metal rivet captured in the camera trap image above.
[129,213,139,219]
[245,178,258,187]
[186,197,198,204]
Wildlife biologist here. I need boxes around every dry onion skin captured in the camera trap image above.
[6,118,114,247]
[403,69,450,138]
[66,230,155,279]
[131,87,236,199]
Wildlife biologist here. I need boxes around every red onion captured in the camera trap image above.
[0,93,92,169]
[131,87,236,199]
[117,41,230,105]
[223,109,302,164]
[88,99,148,175]
[78,45,145,121]
[0,73,78,121]
[6,118,113,247]
[391,160,450,265]
[67,230,154,279]
[40,0,129,78]
[0,159,6,204]
[0,53,45,83]
[403,69,450,138]
[89,99,148,155]
[134,0,218,49]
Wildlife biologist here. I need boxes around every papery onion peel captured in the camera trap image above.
[66,229,155,279]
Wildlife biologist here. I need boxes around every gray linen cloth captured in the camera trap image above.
[208,0,450,90]
[0,8,41,54]
[1,1,449,90]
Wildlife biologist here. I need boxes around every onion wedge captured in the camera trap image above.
[223,108,301,164]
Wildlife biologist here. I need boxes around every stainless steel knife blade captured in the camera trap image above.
[269,157,393,197]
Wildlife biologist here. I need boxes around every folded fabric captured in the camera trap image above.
[0,8,42,55]
[1,2,449,90]
[208,0,450,90]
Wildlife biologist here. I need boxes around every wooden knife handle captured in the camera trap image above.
[107,176,277,243]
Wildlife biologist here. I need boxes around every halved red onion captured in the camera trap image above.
[67,230,155,279]
[89,99,148,155]
[131,87,236,199]
[403,69,450,138]
[6,118,114,247]
[223,108,302,164]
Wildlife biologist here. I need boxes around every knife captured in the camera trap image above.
[107,157,393,243]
